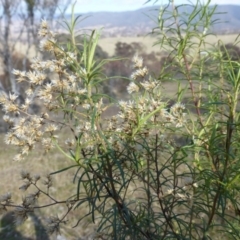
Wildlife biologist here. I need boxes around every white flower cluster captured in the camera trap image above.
[0,20,95,161]
[100,54,188,153]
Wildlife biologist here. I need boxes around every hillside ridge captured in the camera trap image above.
[67,4,240,37]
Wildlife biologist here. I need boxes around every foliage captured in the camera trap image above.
[1,0,240,239]
[104,41,162,97]
[55,33,109,60]
[220,43,240,61]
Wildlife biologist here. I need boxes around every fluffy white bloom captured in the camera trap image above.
[127,82,139,93]
[132,54,143,68]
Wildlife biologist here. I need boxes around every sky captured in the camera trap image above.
[65,0,240,13]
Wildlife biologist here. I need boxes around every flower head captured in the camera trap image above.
[127,82,139,93]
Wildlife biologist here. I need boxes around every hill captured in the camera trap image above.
[68,4,240,37]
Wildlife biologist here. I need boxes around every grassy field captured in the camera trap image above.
[0,137,96,239]
[8,33,240,62]
[98,34,240,56]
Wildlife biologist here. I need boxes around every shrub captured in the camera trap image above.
[1,1,240,239]
[220,43,240,61]
[104,42,162,97]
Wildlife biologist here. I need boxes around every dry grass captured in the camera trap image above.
[98,34,240,56]
[98,36,160,56]
[0,135,96,239]
[5,33,239,64]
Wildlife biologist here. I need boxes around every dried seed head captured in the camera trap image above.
[14,206,29,225]
[0,192,11,203]
[33,174,41,183]
[45,216,61,235]
[43,174,53,189]
[20,170,31,180]
[19,181,31,191]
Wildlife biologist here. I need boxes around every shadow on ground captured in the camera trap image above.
[0,211,50,240]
